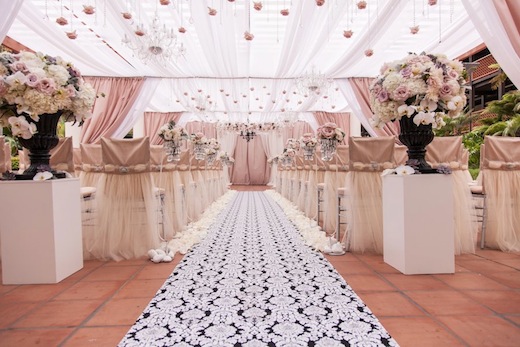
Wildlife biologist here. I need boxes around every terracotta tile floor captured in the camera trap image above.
[0,187,519,346]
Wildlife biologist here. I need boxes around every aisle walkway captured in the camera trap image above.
[0,188,519,346]
[119,191,396,346]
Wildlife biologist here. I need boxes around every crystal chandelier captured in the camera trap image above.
[122,12,186,64]
[297,66,332,94]
[240,120,256,142]
[240,128,256,142]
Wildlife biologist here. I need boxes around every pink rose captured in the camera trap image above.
[9,61,28,73]
[25,73,39,87]
[319,125,336,138]
[0,80,7,96]
[392,86,410,102]
[439,83,453,100]
[376,89,389,103]
[36,78,56,94]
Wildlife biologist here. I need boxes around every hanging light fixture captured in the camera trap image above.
[122,9,186,64]
[240,118,256,142]
[296,65,332,95]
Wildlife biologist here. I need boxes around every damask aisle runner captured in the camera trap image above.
[119,192,398,346]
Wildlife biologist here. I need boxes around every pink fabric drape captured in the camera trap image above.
[281,121,314,142]
[231,136,270,185]
[313,112,351,144]
[80,77,145,144]
[144,112,183,145]
[348,77,400,138]
[492,0,520,57]
[185,121,217,139]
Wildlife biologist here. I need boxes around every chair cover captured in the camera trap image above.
[87,137,164,260]
[50,137,75,176]
[426,136,477,254]
[346,136,395,254]
[322,145,349,233]
[79,143,103,187]
[73,147,82,177]
[305,152,326,219]
[0,137,6,173]
[176,150,198,223]
[394,145,408,166]
[481,136,520,252]
[150,145,185,235]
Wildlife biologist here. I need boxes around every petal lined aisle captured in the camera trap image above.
[119,191,397,346]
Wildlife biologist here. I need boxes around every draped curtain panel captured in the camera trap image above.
[144,112,183,145]
[313,112,351,145]
[231,138,270,185]
[462,0,520,88]
[80,77,145,144]
[0,0,23,42]
[185,121,217,140]
[112,78,162,140]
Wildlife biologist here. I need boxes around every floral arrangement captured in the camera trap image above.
[316,122,345,142]
[369,52,467,129]
[219,151,234,165]
[207,138,220,151]
[0,51,96,139]
[190,132,208,145]
[157,120,188,142]
[217,121,281,133]
[285,138,300,150]
[299,133,318,149]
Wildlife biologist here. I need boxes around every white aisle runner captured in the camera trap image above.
[119,192,398,346]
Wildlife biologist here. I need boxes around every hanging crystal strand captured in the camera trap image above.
[44,0,49,20]
[438,0,442,43]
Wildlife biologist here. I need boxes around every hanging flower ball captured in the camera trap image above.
[220,89,224,92]
[343,30,353,38]
[244,31,254,41]
[228,0,235,2]
[316,0,325,6]
[428,0,438,5]
[410,25,420,34]
[83,5,95,15]
[160,0,171,5]
[178,26,186,33]
[254,2,263,11]
[135,29,145,36]
[250,87,254,91]
[56,17,68,25]
[225,93,230,96]
[122,12,132,19]
[364,48,374,57]
[331,105,336,109]
[66,31,78,39]
[208,7,217,16]
[357,1,367,10]
[281,9,289,16]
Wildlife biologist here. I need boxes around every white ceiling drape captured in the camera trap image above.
[0,0,23,43]
[461,0,520,89]
[3,0,490,119]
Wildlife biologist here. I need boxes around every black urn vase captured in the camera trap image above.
[398,114,436,174]
[16,112,66,180]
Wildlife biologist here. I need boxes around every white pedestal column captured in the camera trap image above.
[382,175,454,275]
[0,178,83,284]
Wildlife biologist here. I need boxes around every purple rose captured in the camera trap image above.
[400,66,412,78]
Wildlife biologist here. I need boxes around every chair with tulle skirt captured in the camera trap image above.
[471,136,520,251]
[50,137,75,177]
[426,136,478,254]
[344,136,396,254]
[79,143,103,187]
[86,137,169,261]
